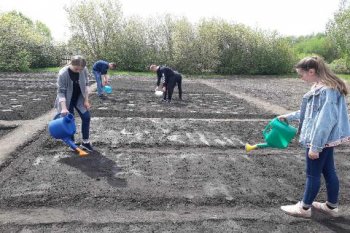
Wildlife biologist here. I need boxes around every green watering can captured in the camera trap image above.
[245,118,297,152]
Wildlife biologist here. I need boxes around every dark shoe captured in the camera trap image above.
[81,142,94,152]
[99,94,107,100]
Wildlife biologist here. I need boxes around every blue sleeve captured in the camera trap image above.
[285,111,301,122]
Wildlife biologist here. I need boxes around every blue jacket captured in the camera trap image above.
[285,86,350,152]
[92,60,109,74]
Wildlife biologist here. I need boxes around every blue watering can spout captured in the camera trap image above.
[62,138,77,150]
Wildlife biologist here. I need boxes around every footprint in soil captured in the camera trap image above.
[58,150,127,188]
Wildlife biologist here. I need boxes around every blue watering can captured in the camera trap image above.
[103,85,112,94]
[48,113,88,156]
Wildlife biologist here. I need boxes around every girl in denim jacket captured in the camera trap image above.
[279,56,350,218]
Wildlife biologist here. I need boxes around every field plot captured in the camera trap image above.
[90,77,274,119]
[0,74,350,232]
[200,76,350,111]
[0,73,57,120]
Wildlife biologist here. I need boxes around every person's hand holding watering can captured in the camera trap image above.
[59,101,69,116]
[308,150,319,160]
[60,108,69,116]
[102,75,109,86]
[277,115,320,159]
[84,100,91,110]
[277,115,288,123]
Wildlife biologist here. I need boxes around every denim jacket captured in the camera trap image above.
[285,86,350,152]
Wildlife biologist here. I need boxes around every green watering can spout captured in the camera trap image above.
[245,118,297,152]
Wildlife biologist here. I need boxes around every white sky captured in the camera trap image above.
[0,0,342,42]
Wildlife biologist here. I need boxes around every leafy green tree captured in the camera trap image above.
[65,1,296,75]
[145,14,176,67]
[171,17,201,73]
[327,1,350,62]
[65,0,123,63]
[0,11,59,71]
[196,19,222,72]
[287,34,340,62]
[117,17,150,71]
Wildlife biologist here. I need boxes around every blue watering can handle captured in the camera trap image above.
[55,112,74,119]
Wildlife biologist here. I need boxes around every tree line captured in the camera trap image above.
[0,0,349,74]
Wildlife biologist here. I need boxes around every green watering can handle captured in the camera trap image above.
[263,118,288,136]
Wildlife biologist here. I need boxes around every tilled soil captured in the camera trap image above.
[0,73,57,120]
[0,74,350,232]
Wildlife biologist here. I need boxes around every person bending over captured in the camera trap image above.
[150,64,182,103]
[92,60,116,100]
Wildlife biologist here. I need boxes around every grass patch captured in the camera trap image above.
[29,67,61,72]
[110,70,154,77]
[338,74,350,82]
[29,67,155,77]
[24,67,304,80]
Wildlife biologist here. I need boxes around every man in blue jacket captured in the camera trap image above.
[92,60,116,100]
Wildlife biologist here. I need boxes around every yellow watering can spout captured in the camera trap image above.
[245,143,258,152]
[76,148,88,157]
[245,143,269,152]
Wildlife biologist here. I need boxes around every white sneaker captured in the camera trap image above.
[280,201,311,218]
[312,202,339,217]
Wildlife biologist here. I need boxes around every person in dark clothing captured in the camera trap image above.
[92,60,116,100]
[150,64,182,103]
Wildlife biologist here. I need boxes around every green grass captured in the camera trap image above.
[29,67,155,77]
[338,74,350,82]
[27,67,349,83]
[29,67,61,72]
[109,70,154,77]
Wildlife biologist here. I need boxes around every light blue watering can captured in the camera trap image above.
[103,85,112,94]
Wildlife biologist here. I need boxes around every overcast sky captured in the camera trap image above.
[0,0,342,42]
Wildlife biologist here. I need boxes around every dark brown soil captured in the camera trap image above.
[0,74,350,232]
[0,73,57,120]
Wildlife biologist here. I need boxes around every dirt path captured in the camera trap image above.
[199,79,290,115]
[0,109,55,166]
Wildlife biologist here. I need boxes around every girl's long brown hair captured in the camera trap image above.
[70,55,86,68]
[295,56,348,95]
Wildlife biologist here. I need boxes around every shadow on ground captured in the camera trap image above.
[59,150,127,188]
[312,210,350,233]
